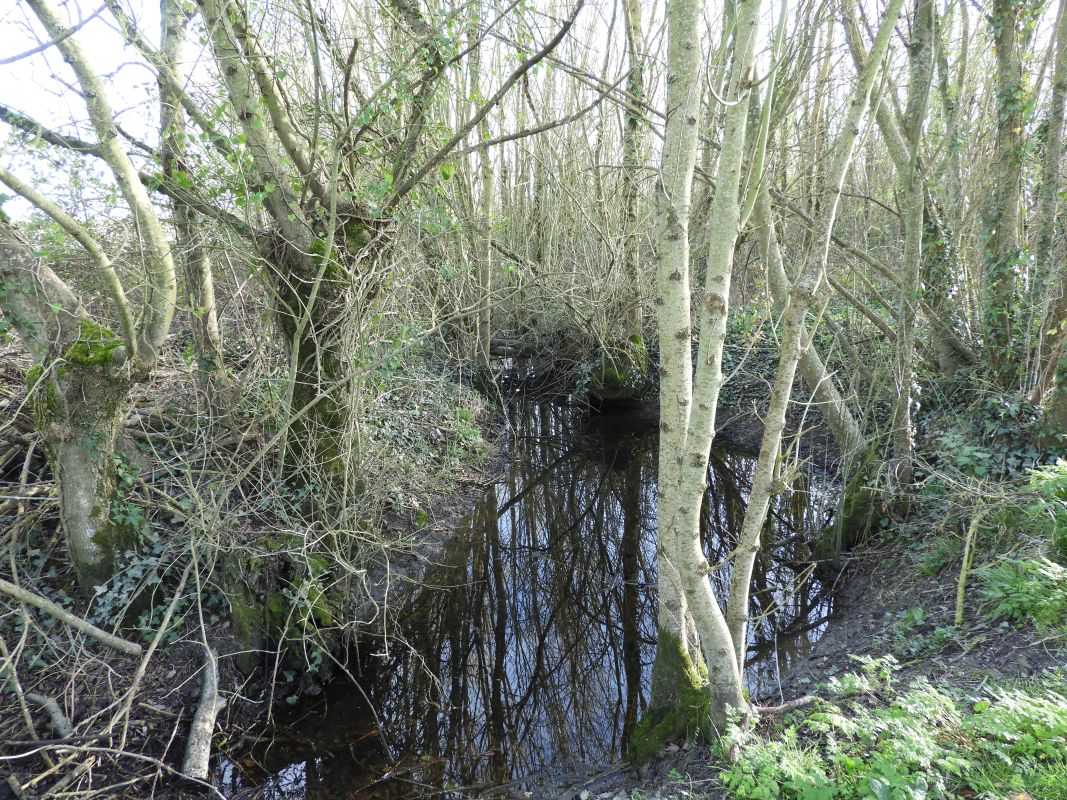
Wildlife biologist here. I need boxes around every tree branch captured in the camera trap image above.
[386,0,587,207]
[0,165,138,360]
[0,578,143,656]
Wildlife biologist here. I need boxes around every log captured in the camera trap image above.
[181,647,225,780]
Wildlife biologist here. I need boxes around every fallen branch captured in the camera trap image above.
[755,695,818,716]
[25,692,72,738]
[0,578,143,656]
[180,647,225,780]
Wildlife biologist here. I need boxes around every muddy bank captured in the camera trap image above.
[540,528,1067,800]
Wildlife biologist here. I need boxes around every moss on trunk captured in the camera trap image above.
[29,323,135,589]
[629,629,710,764]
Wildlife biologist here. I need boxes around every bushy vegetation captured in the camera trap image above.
[723,661,1067,800]
[976,557,1067,634]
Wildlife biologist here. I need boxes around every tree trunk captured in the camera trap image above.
[161,0,229,416]
[983,0,1030,380]
[1036,0,1067,440]
[755,184,862,457]
[724,0,905,687]
[891,0,934,487]
[46,366,133,589]
[622,0,646,343]
[1,224,137,589]
[469,28,494,366]
[644,0,741,749]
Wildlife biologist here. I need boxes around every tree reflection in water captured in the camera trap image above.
[224,400,838,799]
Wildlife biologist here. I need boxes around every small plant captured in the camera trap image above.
[723,670,1067,800]
[975,556,1067,633]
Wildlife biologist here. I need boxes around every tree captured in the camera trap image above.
[0,0,177,589]
[638,0,905,750]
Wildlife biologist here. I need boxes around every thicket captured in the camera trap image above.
[0,0,1066,794]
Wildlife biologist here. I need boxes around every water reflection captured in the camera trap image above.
[223,400,838,799]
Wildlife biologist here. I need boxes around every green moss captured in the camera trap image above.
[306,580,335,626]
[64,320,121,366]
[589,337,650,400]
[231,591,265,638]
[344,220,368,253]
[24,364,43,388]
[309,235,349,283]
[265,592,289,634]
[629,630,711,764]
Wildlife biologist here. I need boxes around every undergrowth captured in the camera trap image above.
[722,660,1067,800]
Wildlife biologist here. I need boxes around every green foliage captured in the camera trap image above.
[1024,460,1067,562]
[927,393,1042,480]
[975,557,1067,633]
[724,667,1067,800]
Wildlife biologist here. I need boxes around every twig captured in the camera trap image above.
[755,695,818,715]
[0,578,143,656]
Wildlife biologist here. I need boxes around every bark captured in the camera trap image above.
[982,0,1031,380]
[181,648,225,779]
[197,0,379,473]
[622,0,646,342]
[1037,0,1067,438]
[50,365,133,588]
[0,225,135,589]
[3,0,178,590]
[754,184,863,457]
[650,0,764,738]
[648,0,731,743]
[891,0,934,487]
[469,28,494,366]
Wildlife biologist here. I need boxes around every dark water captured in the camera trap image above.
[219,400,838,799]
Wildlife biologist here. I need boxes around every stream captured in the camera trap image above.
[219,398,841,799]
